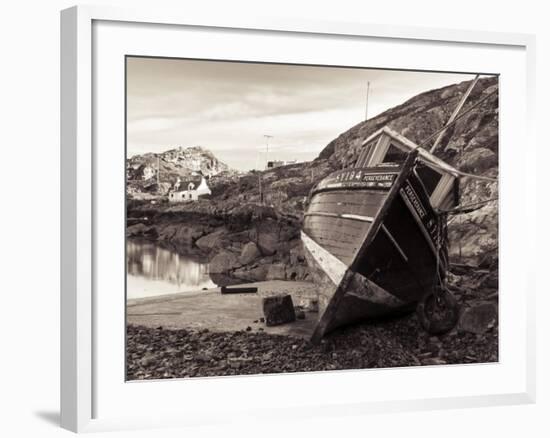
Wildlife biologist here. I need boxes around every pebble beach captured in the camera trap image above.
[126,268,498,380]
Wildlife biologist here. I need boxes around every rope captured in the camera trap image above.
[444,197,498,214]
[432,216,447,293]
[414,86,499,183]
[432,165,499,182]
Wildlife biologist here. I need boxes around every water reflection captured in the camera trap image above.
[127,239,217,299]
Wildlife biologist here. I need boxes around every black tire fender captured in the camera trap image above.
[417,287,460,335]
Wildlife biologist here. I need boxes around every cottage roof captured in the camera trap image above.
[173,175,210,192]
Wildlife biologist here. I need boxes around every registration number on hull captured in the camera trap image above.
[317,171,397,191]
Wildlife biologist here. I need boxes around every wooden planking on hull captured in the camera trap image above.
[304,214,370,265]
[310,151,420,344]
[307,190,388,217]
[303,188,391,265]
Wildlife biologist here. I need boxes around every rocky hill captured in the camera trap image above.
[127,146,233,194]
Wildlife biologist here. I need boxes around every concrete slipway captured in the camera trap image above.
[127,280,318,338]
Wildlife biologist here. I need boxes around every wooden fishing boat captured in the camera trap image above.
[302,127,461,343]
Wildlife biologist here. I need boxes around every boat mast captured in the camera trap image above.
[429,75,480,154]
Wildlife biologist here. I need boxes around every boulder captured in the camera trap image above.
[239,241,261,265]
[172,225,204,246]
[126,223,154,237]
[459,303,498,334]
[289,243,305,265]
[262,295,296,326]
[232,265,268,282]
[195,229,227,251]
[266,263,287,280]
[156,224,178,241]
[457,147,497,174]
[257,230,279,256]
[294,307,306,320]
[209,250,240,274]
[157,223,205,246]
[285,265,310,281]
[297,297,319,313]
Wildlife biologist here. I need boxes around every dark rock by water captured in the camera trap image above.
[209,250,241,274]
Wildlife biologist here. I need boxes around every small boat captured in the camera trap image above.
[302,127,461,343]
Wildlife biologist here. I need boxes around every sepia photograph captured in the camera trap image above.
[125,57,499,380]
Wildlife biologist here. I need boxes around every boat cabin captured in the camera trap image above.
[356,127,460,211]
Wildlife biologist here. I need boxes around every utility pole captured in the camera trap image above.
[263,135,273,169]
[365,81,370,121]
[258,173,263,205]
[157,156,160,187]
[261,135,272,205]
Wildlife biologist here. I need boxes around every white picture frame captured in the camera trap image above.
[60,5,536,433]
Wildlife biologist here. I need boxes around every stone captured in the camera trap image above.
[232,265,268,282]
[139,354,156,367]
[285,265,310,281]
[257,230,279,256]
[295,308,306,320]
[209,250,240,274]
[297,298,319,313]
[262,294,296,326]
[195,352,212,362]
[156,224,178,241]
[238,241,261,265]
[289,244,305,265]
[195,229,227,251]
[458,147,497,174]
[459,303,498,334]
[266,263,287,280]
[126,223,154,237]
[480,270,499,289]
[172,225,206,246]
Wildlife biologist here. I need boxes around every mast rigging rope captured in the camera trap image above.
[417,86,499,183]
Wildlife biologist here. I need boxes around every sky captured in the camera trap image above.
[126,57,478,171]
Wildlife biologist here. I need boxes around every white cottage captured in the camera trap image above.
[168,176,211,203]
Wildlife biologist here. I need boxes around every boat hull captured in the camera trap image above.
[302,161,448,340]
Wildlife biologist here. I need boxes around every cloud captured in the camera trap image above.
[126,57,478,170]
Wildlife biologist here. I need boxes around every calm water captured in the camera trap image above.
[126,239,217,299]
